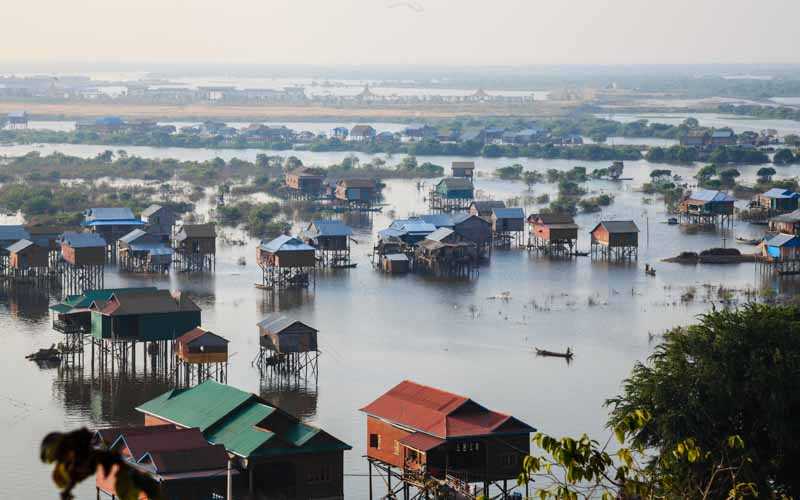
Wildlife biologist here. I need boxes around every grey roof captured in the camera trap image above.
[426,227,455,242]
[385,253,409,262]
[438,177,474,190]
[6,239,35,253]
[711,129,735,138]
[257,314,318,334]
[119,229,148,244]
[771,209,800,223]
[452,161,475,169]
[765,233,799,247]
[451,213,490,226]
[492,207,525,219]
[85,207,136,221]
[259,235,314,253]
[470,200,506,212]
[595,220,639,234]
[141,205,164,217]
[688,190,735,203]
[0,225,30,242]
[309,220,352,237]
[389,218,437,234]
[61,231,107,248]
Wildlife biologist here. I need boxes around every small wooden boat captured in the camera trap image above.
[535,347,573,359]
[644,264,656,276]
[667,217,678,225]
[25,344,62,362]
[736,237,761,245]
[573,251,589,257]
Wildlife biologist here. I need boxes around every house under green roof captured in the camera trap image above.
[50,287,158,312]
[136,380,350,459]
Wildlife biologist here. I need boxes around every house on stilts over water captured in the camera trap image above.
[285,167,325,199]
[415,227,478,278]
[118,229,173,273]
[360,380,535,500]
[137,380,351,500]
[83,207,145,260]
[256,235,316,290]
[678,189,735,227]
[256,314,319,378]
[527,213,579,256]
[58,232,107,295]
[302,219,353,268]
[172,223,216,272]
[174,327,229,385]
[490,207,525,248]
[429,177,474,211]
[590,220,639,261]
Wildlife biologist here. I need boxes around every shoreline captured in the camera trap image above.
[0,100,579,122]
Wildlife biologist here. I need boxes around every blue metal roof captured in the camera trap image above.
[259,235,314,253]
[689,190,735,203]
[426,227,455,242]
[493,207,525,219]
[418,214,454,228]
[0,225,30,242]
[766,233,800,247]
[119,229,148,244]
[389,218,437,234]
[378,228,405,240]
[61,232,106,248]
[129,244,172,255]
[84,207,138,222]
[310,220,352,237]
[762,188,799,199]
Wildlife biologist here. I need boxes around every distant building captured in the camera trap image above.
[6,111,28,128]
[401,124,437,143]
[285,168,325,197]
[680,129,710,147]
[451,161,476,179]
[83,207,144,248]
[710,128,736,146]
[769,209,800,235]
[469,200,505,218]
[141,204,177,241]
[348,125,376,143]
[331,127,349,140]
[754,188,800,214]
[335,178,378,204]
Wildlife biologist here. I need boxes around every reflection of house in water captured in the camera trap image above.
[260,379,319,420]
[0,281,50,320]
[258,287,314,314]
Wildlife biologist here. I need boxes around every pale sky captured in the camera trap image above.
[3,0,798,66]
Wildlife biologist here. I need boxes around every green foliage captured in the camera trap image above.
[523,170,544,189]
[41,428,162,500]
[774,148,797,165]
[607,304,800,497]
[757,166,776,182]
[495,164,524,180]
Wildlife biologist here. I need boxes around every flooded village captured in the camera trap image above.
[2,3,800,497]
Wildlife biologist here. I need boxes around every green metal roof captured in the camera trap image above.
[136,380,254,432]
[52,287,158,311]
[49,303,74,314]
[206,402,275,457]
[137,380,351,459]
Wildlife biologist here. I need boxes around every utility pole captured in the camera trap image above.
[227,458,233,500]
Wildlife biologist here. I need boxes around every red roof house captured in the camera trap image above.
[360,380,534,487]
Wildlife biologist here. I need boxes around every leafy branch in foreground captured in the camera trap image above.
[40,428,162,500]
[517,410,757,499]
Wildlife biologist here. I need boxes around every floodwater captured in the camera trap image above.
[605,112,800,137]
[0,147,795,499]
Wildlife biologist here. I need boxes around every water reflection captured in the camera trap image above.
[260,377,319,420]
[258,288,314,314]
[0,283,53,321]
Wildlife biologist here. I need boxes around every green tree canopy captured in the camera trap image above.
[773,148,796,165]
[607,304,800,497]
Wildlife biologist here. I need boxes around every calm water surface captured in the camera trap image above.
[0,149,793,499]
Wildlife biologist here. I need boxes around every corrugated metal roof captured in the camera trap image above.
[145,443,229,474]
[137,380,254,432]
[711,129,734,138]
[766,233,800,247]
[385,253,409,262]
[688,189,735,203]
[761,188,798,199]
[417,214,453,228]
[528,213,576,225]
[141,204,164,217]
[85,207,137,221]
[110,426,209,462]
[6,239,35,253]
[426,227,455,242]
[309,220,352,237]
[438,177,474,190]
[176,224,216,239]
[119,229,148,244]
[338,178,376,189]
[492,207,525,219]
[257,314,318,335]
[205,402,275,457]
[470,201,505,212]
[595,220,640,234]
[0,225,30,242]
[451,213,490,226]
[360,380,535,439]
[452,161,475,169]
[771,209,800,223]
[177,327,229,348]
[399,432,446,452]
[61,231,106,248]
[259,235,315,253]
[389,218,437,234]
[100,289,200,316]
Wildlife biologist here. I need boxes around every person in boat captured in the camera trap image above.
[566,347,572,357]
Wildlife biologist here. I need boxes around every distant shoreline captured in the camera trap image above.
[0,100,578,123]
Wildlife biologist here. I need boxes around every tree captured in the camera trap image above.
[523,170,543,190]
[398,155,418,171]
[607,304,800,497]
[645,146,666,163]
[95,150,114,163]
[757,166,776,183]
[718,167,740,186]
[773,148,796,165]
[683,117,700,128]
[495,163,524,180]
[784,134,800,147]
[695,164,717,183]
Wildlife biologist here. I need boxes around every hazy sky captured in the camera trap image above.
[3,0,798,66]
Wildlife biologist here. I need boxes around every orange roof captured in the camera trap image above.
[360,380,534,439]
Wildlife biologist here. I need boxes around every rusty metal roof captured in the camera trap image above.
[360,380,534,439]
[176,327,229,348]
[399,432,446,452]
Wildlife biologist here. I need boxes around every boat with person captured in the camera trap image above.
[535,347,573,359]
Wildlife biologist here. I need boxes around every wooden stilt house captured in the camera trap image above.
[452,213,493,260]
[429,178,474,211]
[59,232,107,294]
[769,209,800,235]
[118,229,173,273]
[256,235,316,289]
[590,220,639,260]
[83,207,145,257]
[361,380,535,498]
[141,204,177,242]
[302,220,353,268]
[451,161,475,179]
[175,327,229,385]
[678,190,735,227]
[491,207,525,247]
[285,167,325,199]
[415,228,478,277]
[256,314,319,374]
[527,213,579,256]
[469,200,505,218]
[172,223,216,271]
